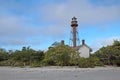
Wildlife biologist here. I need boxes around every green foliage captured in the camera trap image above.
[30,61,43,67]
[0,47,45,67]
[51,41,61,48]
[93,40,120,66]
[0,48,9,61]
[91,57,103,66]
[0,60,11,66]
[43,44,80,66]
[0,40,120,67]
[78,57,103,68]
[113,40,120,46]
[78,57,89,68]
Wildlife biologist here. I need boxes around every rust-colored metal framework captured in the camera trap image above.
[71,17,78,48]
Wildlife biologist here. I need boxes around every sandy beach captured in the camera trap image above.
[0,66,120,80]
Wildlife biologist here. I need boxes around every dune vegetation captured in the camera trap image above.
[0,40,120,68]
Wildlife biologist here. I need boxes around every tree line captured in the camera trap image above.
[0,40,120,68]
[0,47,44,67]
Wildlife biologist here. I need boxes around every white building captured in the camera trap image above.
[74,40,92,58]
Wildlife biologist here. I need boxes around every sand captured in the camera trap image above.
[0,66,120,80]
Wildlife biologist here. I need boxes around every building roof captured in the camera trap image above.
[73,44,92,52]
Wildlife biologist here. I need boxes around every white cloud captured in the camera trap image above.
[91,36,120,52]
[40,0,120,25]
[0,15,42,46]
[0,0,120,49]
[0,14,66,46]
[39,25,67,38]
[0,14,46,37]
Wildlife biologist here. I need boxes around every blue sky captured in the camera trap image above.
[0,0,120,52]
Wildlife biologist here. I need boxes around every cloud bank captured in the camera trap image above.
[0,0,120,50]
[41,0,120,25]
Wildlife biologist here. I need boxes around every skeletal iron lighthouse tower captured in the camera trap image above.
[69,17,80,48]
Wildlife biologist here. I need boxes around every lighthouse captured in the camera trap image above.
[70,17,92,58]
[71,17,78,48]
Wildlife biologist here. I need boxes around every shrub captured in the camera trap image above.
[0,60,11,66]
[78,57,103,68]
[30,62,43,67]
[90,57,103,66]
[43,44,79,66]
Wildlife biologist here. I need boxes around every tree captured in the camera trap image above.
[43,44,80,66]
[113,40,120,46]
[0,48,9,61]
[51,42,61,47]
[9,47,45,66]
[93,40,120,66]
